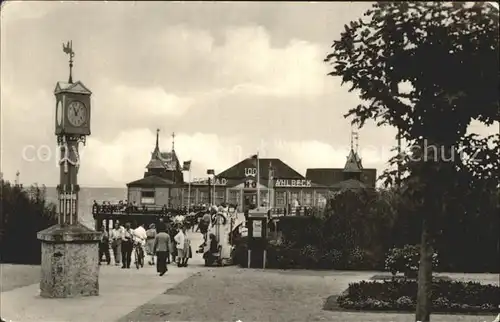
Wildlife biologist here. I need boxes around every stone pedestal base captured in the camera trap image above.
[37,223,102,298]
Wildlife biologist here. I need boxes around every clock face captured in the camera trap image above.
[67,101,87,127]
[56,101,62,126]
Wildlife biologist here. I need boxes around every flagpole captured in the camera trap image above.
[268,162,273,210]
[256,151,260,208]
[212,176,216,206]
[187,168,191,212]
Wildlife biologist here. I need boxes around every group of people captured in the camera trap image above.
[99,220,192,276]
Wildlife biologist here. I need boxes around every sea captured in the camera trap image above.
[44,187,127,229]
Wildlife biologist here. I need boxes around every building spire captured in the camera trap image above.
[155,129,160,150]
[344,127,362,174]
[350,125,359,153]
[171,132,175,151]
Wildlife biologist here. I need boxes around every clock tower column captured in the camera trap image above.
[37,41,101,298]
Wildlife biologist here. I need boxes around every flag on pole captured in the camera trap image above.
[182,160,191,171]
[255,152,260,207]
[207,169,215,175]
[268,161,274,209]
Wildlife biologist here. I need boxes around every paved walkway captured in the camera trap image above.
[0,231,207,322]
[119,268,498,322]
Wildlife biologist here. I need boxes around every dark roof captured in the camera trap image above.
[146,158,166,169]
[159,151,180,171]
[127,175,175,187]
[306,168,377,187]
[331,179,367,189]
[54,81,92,95]
[306,168,344,186]
[344,149,363,172]
[216,158,304,180]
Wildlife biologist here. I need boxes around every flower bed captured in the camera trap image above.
[385,244,439,278]
[336,280,500,314]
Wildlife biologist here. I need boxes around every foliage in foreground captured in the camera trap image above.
[326,2,498,320]
[0,180,57,264]
[336,280,500,314]
[232,184,498,272]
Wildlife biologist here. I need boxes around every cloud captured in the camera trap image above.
[78,130,246,186]
[77,128,390,187]
[0,1,53,22]
[1,2,497,188]
[96,81,194,117]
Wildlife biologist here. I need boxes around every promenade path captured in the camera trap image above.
[120,268,498,322]
[0,230,207,322]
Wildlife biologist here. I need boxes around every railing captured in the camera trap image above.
[268,206,314,217]
[92,203,208,216]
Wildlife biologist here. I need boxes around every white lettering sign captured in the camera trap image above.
[244,167,257,177]
[191,178,227,186]
[244,180,257,189]
[274,179,312,188]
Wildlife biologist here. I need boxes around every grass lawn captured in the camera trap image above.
[1,264,40,292]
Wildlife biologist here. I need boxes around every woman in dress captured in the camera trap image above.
[174,226,192,267]
[146,224,157,265]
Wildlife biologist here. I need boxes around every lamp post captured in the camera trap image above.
[207,169,214,206]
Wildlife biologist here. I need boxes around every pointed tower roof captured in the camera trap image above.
[343,149,363,172]
[146,129,166,169]
[54,80,92,95]
[343,128,363,172]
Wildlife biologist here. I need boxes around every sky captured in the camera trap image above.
[1,1,497,187]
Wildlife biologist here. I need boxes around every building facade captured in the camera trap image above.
[126,130,377,212]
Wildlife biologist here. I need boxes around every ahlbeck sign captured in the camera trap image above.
[274,179,312,188]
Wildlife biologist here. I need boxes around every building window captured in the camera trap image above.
[259,190,268,207]
[315,192,327,207]
[229,190,240,206]
[275,191,285,206]
[141,190,155,205]
[303,192,312,206]
[183,188,196,207]
[215,190,225,205]
[199,191,209,204]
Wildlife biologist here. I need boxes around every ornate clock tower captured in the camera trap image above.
[37,41,101,298]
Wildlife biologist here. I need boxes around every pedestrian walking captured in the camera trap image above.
[98,226,110,265]
[146,224,157,265]
[110,221,124,266]
[153,225,171,276]
[121,222,134,269]
[175,226,192,267]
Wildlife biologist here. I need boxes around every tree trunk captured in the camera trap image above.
[416,217,433,322]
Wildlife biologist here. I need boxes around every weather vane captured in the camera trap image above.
[62,40,75,83]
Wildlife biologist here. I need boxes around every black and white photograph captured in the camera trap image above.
[0,1,499,322]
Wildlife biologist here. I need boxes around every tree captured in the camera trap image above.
[325,2,499,321]
[0,179,57,264]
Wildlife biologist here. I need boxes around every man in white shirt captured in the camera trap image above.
[134,223,147,246]
[110,221,125,266]
[133,224,147,265]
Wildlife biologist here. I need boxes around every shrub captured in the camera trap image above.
[0,181,57,264]
[337,279,500,313]
[385,244,439,277]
